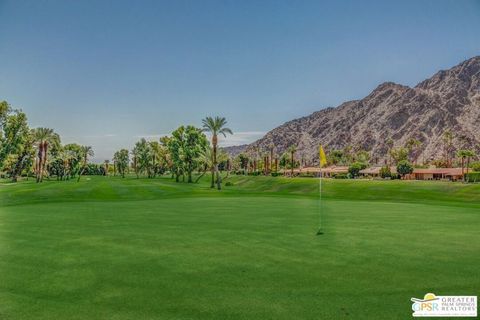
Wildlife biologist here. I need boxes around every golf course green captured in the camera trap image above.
[1,176,479,319]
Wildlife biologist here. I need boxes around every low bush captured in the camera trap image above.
[466,172,480,183]
[379,166,391,178]
[348,162,367,178]
[299,173,315,178]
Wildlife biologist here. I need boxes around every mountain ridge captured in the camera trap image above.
[226,56,480,164]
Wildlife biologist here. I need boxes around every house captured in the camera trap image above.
[282,166,348,177]
[408,168,464,181]
[283,166,465,181]
[359,166,397,178]
[359,166,465,181]
[320,166,349,177]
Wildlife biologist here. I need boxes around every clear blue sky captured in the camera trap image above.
[1,0,479,161]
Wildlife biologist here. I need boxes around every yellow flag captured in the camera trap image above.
[319,145,327,168]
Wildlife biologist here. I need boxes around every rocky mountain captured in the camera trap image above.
[238,56,480,165]
[221,144,248,157]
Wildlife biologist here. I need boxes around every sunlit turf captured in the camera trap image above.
[1,176,479,319]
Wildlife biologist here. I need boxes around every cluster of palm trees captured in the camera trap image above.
[1,101,101,182]
[111,116,233,190]
[457,149,476,179]
[7,127,94,183]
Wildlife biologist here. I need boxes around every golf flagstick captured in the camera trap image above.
[317,145,327,235]
[316,170,324,235]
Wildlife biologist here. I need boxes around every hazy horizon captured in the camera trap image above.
[1,0,480,162]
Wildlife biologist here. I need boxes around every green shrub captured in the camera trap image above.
[466,172,480,183]
[271,172,281,177]
[333,173,349,179]
[397,160,413,178]
[225,181,234,186]
[348,162,367,178]
[379,166,391,178]
[299,173,315,178]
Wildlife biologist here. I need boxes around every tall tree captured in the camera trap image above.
[288,145,297,176]
[10,131,35,182]
[167,127,186,182]
[77,145,94,181]
[196,146,213,183]
[0,109,31,181]
[355,150,371,164]
[457,149,476,182]
[443,130,454,167]
[465,150,476,177]
[328,150,344,165]
[132,139,151,178]
[159,136,173,175]
[104,160,110,176]
[63,143,83,178]
[268,143,275,173]
[390,147,409,165]
[235,153,249,174]
[406,138,422,164]
[201,116,233,190]
[113,149,129,178]
[148,141,161,178]
[386,138,394,165]
[183,126,208,183]
[32,127,60,182]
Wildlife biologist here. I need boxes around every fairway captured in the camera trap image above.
[1,177,479,319]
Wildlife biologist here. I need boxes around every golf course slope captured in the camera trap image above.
[1,176,479,319]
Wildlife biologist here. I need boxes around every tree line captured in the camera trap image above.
[1,99,478,185]
[0,101,96,182]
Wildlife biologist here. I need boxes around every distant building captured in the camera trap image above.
[361,167,464,181]
[407,168,463,181]
[284,166,465,181]
[283,166,348,177]
[359,166,397,177]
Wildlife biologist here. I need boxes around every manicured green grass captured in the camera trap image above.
[1,176,479,319]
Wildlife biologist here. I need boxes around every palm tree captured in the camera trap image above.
[202,116,233,190]
[195,146,213,184]
[263,151,269,175]
[465,150,476,177]
[33,128,59,183]
[149,141,162,178]
[77,146,94,182]
[288,145,297,176]
[443,130,454,167]
[269,143,275,173]
[406,138,422,164]
[58,149,74,180]
[386,138,394,166]
[457,149,476,182]
[104,160,110,176]
[252,146,260,174]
